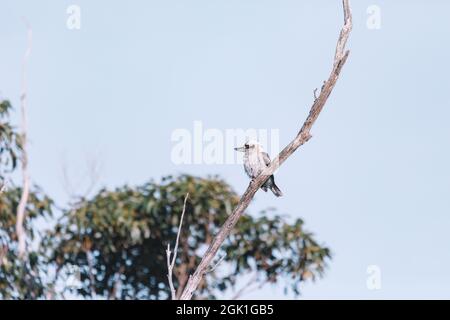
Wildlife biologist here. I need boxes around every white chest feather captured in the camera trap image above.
[244,151,265,178]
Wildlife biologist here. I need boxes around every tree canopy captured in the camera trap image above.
[0,99,54,299]
[45,175,330,299]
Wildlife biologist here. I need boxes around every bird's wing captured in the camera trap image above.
[261,152,272,167]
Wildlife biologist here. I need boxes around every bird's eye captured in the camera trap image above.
[245,144,249,149]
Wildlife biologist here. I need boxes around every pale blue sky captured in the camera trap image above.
[1,0,450,299]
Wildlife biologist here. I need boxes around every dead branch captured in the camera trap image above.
[60,151,103,200]
[179,0,352,300]
[166,193,189,300]
[16,18,32,258]
[231,272,258,300]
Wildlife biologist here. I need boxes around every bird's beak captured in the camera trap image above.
[234,146,245,152]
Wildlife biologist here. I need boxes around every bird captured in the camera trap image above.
[234,140,283,197]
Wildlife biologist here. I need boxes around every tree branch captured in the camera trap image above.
[179,0,352,300]
[16,18,32,258]
[166,193,189,300]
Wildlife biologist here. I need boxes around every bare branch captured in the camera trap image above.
[179,0,352,300]
[231,274,270,300]
[166,245,176,299]
[16,18,32,258]
[83,152,103,197]
[166,193,189,300]
[230,273,258,300]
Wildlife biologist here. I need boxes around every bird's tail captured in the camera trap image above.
[270,183,283,197]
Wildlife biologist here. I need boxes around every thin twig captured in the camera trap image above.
[206,254,226,273]
[60,151,103,200]
[0,182,6,193]
[0,245,7,268]
[179,0,352,300]
[16,18,32,258]
[237,278,269,299]
[231,273,258,300]
[166,193,189,300]
[313,88,318,100]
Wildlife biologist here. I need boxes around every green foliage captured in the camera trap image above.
[0,185,54,299]
[0,99,54,299]
[46,175,331,299]
[0,100,23,181]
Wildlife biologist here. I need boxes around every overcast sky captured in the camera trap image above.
[1,0,450,299]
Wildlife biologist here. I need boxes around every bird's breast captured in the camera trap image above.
[244,152,265,178]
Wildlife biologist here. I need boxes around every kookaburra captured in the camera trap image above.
[234,140,283,197]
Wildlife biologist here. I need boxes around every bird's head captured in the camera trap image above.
[234,139,263,152]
